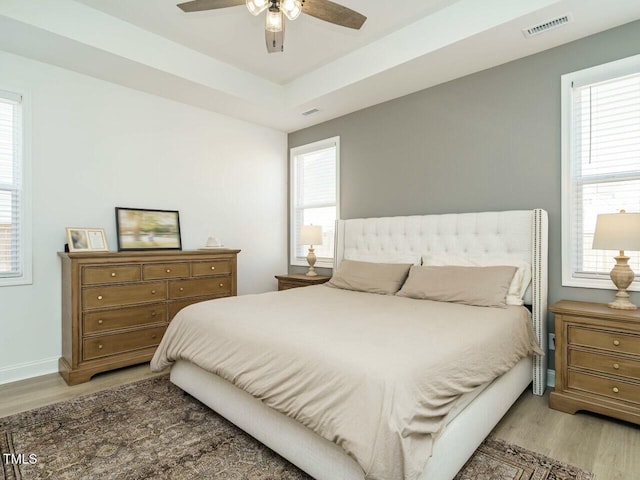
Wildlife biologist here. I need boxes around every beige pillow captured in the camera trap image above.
[327,260,412,295]
[396,265,517,307]
[421,254,531,306]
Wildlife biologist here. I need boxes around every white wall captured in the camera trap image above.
[0,51,288,384]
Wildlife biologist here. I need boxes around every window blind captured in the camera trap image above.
[291,140,338,265]
[0,90,23,279]
[571,73,640,279]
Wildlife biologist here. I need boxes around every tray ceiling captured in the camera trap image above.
[1,0,639,132]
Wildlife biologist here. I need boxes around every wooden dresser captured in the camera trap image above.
[59,249,240,385]
[550,300,640,425]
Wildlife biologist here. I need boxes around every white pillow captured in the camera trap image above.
[345,252,421,265]
[421,254,531,306]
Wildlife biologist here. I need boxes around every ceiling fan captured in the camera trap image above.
[177,0,367,53]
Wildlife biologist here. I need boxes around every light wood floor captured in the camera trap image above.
[1,366,639,479]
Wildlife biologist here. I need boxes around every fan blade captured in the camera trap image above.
[177,0,245,13]
[302,0,366,29]
[265,28,285,53]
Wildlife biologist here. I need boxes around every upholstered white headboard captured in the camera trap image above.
[335,209,549,395]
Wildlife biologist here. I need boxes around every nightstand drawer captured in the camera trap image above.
[278,281,304,290]
[192,260,231,276]
[143,263,190,280]
[83,304,166,335]
[568,370,640,405]
[83,282,167,309]
[569,349,640,379]
[83,325,166,361]
[168,277,231,299]
[568,325,640,356]
[83,265,141,285]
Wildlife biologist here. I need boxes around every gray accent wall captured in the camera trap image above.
[289,20,640,367]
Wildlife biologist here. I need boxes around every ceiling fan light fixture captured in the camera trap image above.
[246,0,268,16]
[281,0,302,20]
[265,8,284,32]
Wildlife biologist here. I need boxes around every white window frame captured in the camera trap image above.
[0,87,32,287]
[289,137,340,269]
[561,54,640,291]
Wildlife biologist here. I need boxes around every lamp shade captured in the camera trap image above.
[300,225,323,246]
[593,211,640,251]
[246,0,268,16]
[265,9,283,32]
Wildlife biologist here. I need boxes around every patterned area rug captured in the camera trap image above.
[1,376,594,480]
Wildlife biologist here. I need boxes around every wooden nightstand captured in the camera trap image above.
[275,274,331,291]
[550,300,640,425]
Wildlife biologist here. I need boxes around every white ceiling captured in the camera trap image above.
[74,0,459,84]
[1,0,640,132]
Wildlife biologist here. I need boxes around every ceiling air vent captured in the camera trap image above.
[302,108,320,116]
[523,14,572,38]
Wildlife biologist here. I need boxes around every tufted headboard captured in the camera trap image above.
[334,209,549,395]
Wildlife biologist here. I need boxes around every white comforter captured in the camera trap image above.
[151,285,541,480]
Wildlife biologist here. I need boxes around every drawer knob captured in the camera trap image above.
[151,334,157,339]
[613,340,620,346]
[98,344,103,350]
[97,295,103,300]
[612,387,619,393]
[111,272,116,277]
[219,283,224,287]
[179,287,184,292]
[151,290,156,294]
[613,363,620,370]
[211,266,216,271]
[151,311,157,317]
[98,319,103,325]
[166,269,171,273]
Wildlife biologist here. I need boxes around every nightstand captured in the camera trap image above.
[550,300,640,425]
[275,274,331,291]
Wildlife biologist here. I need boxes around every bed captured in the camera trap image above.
[151,209,548,480]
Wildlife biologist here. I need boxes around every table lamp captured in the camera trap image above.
[300,225,323,277]
[592,210,640,310]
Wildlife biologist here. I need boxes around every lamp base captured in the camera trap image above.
[306,245,318,277]
[609,298,637,310]
[609,290,638,310]
[608,254,637,310]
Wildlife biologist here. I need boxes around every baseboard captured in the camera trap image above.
[547,369,555,388]
[0,357,59,385]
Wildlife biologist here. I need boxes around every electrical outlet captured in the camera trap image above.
[548,333,556,351]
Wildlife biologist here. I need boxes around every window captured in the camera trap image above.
[562,55,640,290]
[0,89,30,286]
[290,137,339,268]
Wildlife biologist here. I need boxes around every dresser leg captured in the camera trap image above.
[58,357,95,386]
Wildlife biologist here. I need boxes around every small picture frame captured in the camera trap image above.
[66,228,109,252]
[115,207,182,251]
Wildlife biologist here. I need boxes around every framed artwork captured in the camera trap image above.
[115,207,182,251]
[66,228,109,252]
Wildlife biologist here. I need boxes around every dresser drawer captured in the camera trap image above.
[570,349,640,380]
[568,370,640,405]
[142,263,190,280]
[83,282,166,310]
[83,265,141,285]
[83,325,166,361]
[568,325,640,356]
[278,281,302,291]
[192,260,231,277]
[168,277,231,300]
[168,296,217,320]
[83,304,167,335]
